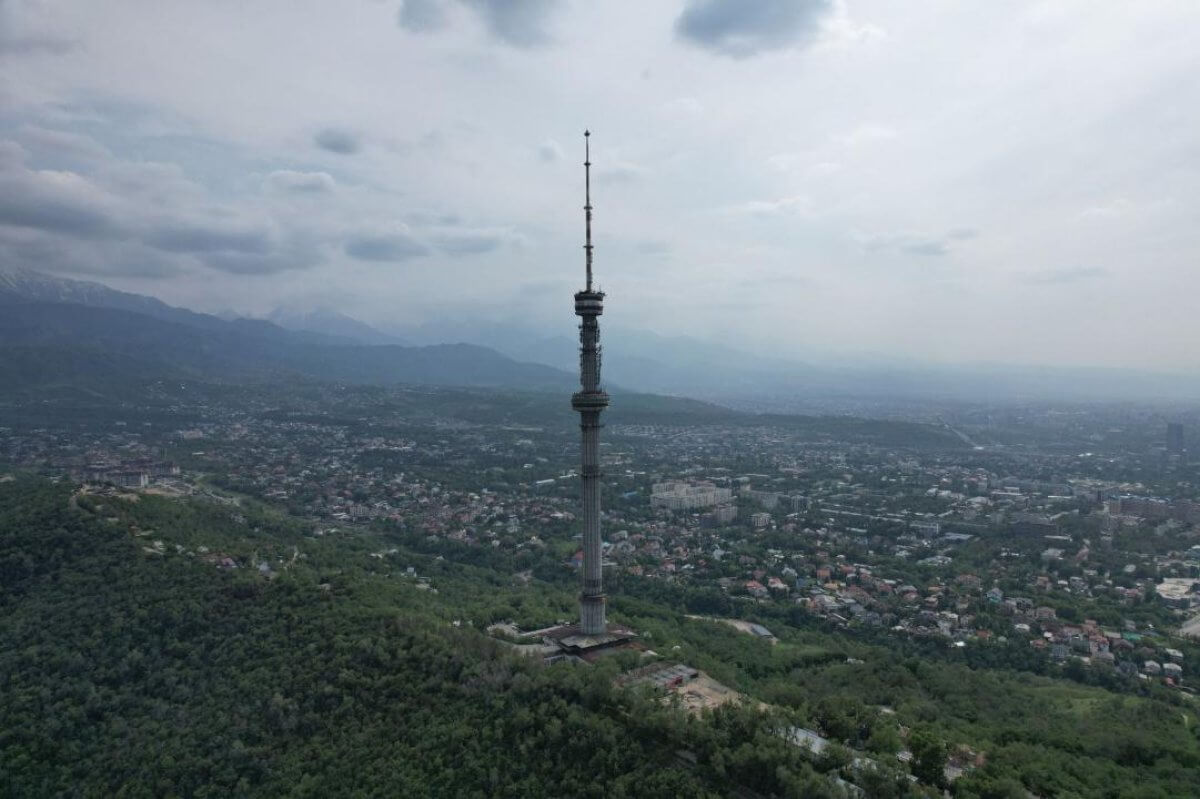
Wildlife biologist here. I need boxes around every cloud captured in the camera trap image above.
[401,0,560,48]
[635,239,671,256]
[900,240,948,257]
[398,0,449,32]
[433,231,504,255]
[460,0,559,48]
[144,220,323,276]
[0,133,329,277]
[0,150,120,239]
[663,97,704,118]
[1077,198,1134,221]
[0,0,79,56]
[145,223,272,255]
[0,183,116,238]
[730,195,814,217]
[835,123,898,147]
[200,243,322,276]
[537,139,563,162]
[344,232,429,261]
[313,128,360,155]
[819,1,886,49]
[675,0,833,59]
[0,34,76,55]
[17,126,111,162]
[865,229,976,258]
[594,161,645,185]
[0,232,180,279]
[1025,266,1111,285]
[264,170,335,194]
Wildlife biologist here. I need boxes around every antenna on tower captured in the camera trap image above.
[584,129,593,292]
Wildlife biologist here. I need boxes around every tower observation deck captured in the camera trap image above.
[572,130,610,636]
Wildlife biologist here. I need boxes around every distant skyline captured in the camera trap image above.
[2,1,1199,371]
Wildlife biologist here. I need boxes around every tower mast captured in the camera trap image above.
[584,130,593,292]
[572,130,609,636]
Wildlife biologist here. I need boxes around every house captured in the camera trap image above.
[746,580,769,599]
[1143,660,1162,676]
[985,587,1004,603]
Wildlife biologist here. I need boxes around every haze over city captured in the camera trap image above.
[3,0,1198,370]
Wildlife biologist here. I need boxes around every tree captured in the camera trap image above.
[908,726,948,788]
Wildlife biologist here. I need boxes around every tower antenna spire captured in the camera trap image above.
[584,130,593,292]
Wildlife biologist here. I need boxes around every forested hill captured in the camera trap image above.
[0,478,847,798]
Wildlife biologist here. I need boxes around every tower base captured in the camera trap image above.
[543,622,639,663]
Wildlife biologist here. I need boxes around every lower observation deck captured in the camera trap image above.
[571,390,610,411]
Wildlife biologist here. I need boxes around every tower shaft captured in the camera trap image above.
[574,300,607,634]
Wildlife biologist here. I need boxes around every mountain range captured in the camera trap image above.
[4,266,1199,406]
[0,267,572,396]
[266,307,406,346]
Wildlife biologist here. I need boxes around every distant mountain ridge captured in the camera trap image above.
[266,307,405,346]
[6,267,1198,404]
[0,266,230,332]
[0,269,575,395]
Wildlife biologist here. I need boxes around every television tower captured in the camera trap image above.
[573,130,609,636]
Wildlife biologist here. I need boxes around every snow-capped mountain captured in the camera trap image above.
[0,266,220,329]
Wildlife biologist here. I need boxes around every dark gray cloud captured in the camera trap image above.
[201,245,322,276]
[146,224,272,255]
[0,149,119,239]
[401,0,560,48]
[344,233,429,261]
[537,139,563,162]
[1026,267,1111,285]
[675,0,833,59]
[461,0,558,47]
[314,128,361,155]
[434,232,502,255]
[398,0,448,32]
[0,187,116,238]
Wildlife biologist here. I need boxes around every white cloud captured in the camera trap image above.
[264,170,336,194]
[834,123,898,147]
[729,195,814,218]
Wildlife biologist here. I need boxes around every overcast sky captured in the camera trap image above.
[2,0,1198,369]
